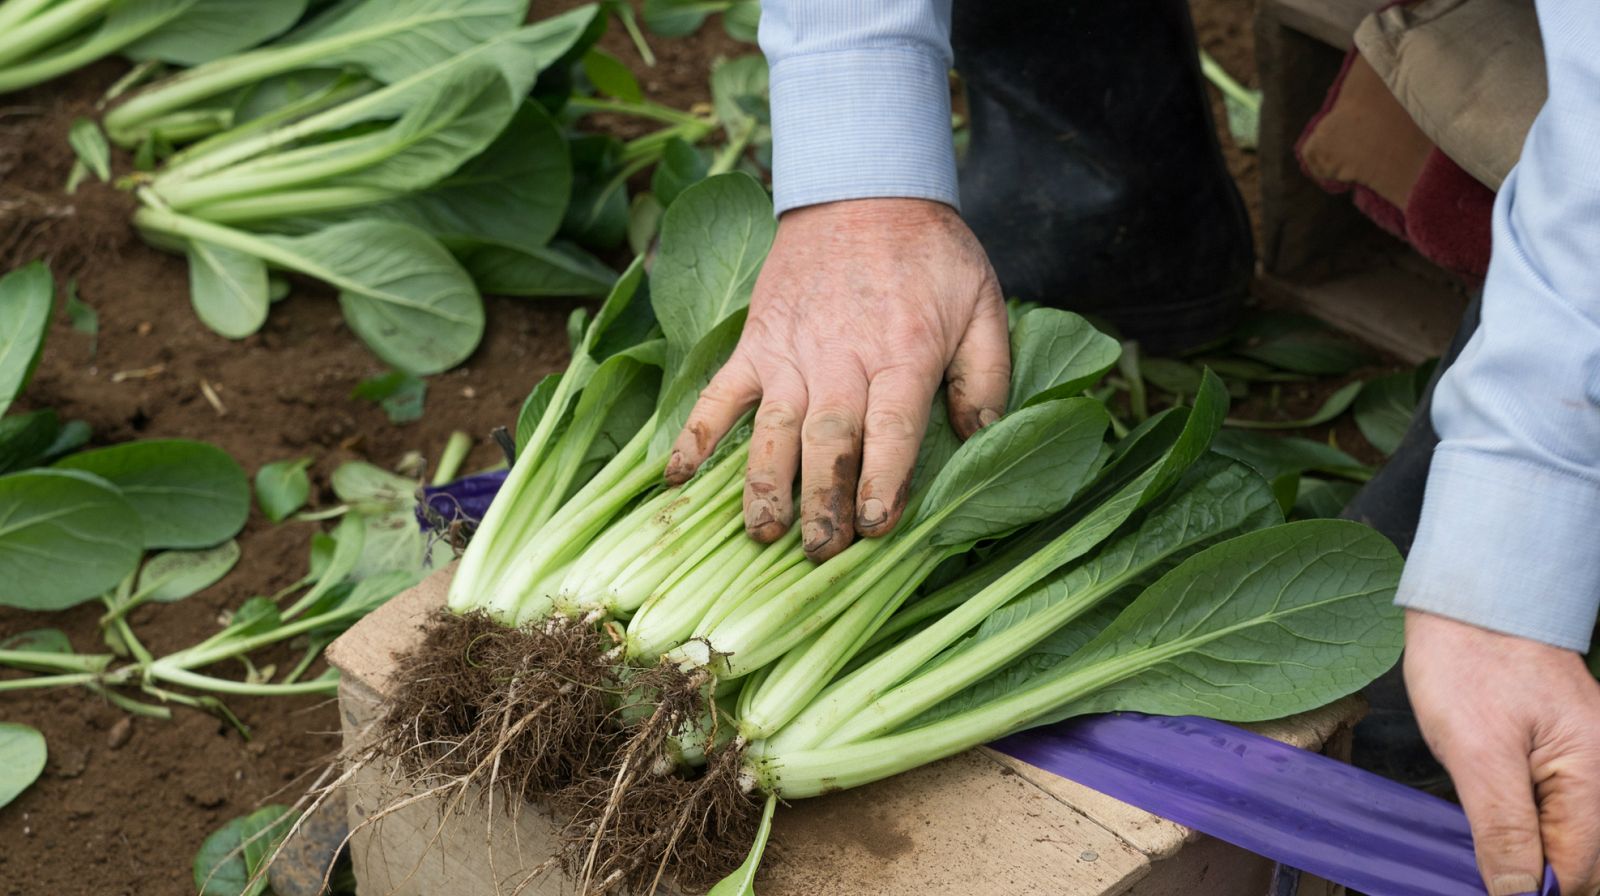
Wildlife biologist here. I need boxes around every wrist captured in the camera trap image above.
[779,197,962,236]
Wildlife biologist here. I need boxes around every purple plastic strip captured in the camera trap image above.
[992,713,1558,896]
[418,469,508,530]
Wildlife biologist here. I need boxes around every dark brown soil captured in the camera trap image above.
[0,2,1345,894]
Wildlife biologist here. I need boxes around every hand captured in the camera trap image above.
[1404,610,1600,895]
[664,198,1010,562]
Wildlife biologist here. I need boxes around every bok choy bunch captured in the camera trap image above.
[387,172,1405,893]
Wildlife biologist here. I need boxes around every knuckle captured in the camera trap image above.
[1473,820,1543,859]
[803,408,861,444]
[864,406,921,445]
[756,400,803,433]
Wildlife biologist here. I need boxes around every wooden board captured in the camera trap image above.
[328,568,1362,896]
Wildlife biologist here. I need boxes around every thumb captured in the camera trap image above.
[1453,746,1546,896]
[946,279,1010,440]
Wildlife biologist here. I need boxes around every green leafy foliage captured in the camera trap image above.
[67,117,111,191]
[255,458,313,522]
[54,439,250,549]
[582,46,642,102]
[63,281,98,354]
[651,137,710,208]
[187,240,270,339]
[352,371,428,424]
[1231,313,1375,376]
[135,540,242,602]
[0,262,51,419]
[1353,365,1432,456]
[1224,380,1363,430]
[0,469,143,610]
[193,804,296,896]
[0,723,46,809]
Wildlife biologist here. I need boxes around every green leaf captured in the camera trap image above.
[54,439,250,549]
[650,308,747,458]
[1039,520,1404,723]
[627,192,664,255]
[42,419,90,461]
[0,628,72,653]
[1008,309,1123,409]
[722,0,759,42]
[122,0,308,66]
[330,461,415,513]
[188,240,270,339]
[0,261,52,419]
[255,458,312,522]
[1231,313,1375,376]
[263,221,483,376]
[1292,477,1360,519]
[651,137,710,208]
[273,0,529,85]
[63,281,98,354]
[1353,370,1423,456]
[641,0,725,36]
[0,469,143,610]
[368,101,571,253]
[1225,380,1363,430]
[1210,429,1370,483]
[68,118,110,182]
[0,723,46,810]
[710,55,770,145]
[352,371,427,425]
[582,47,643,102]
[136,540,241,603]
[708,792,776,895]
[1140,358,1204,397]
[462,241,617,298]
[918,398,1112,548]
[562,134,631,251]
[515,374,565,453]
[193,804,296,896]
[650,173,774,371]
[0,410,61,475]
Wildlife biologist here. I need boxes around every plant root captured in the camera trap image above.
[376,610,623,806]
[553,662,761,894]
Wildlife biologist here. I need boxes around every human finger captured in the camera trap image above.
[854,365,937,537]
[665,350,760,485]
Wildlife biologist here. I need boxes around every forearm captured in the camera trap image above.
[1398,2,1600,652]
[760,0,959,213]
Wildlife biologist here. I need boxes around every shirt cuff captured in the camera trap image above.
[767,46,959,215]
[1398,445,1600,652]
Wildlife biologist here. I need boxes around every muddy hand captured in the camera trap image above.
[1404,610,1600,896]
[664,197,1010,562]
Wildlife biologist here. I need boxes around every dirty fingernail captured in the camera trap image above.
[978,408,1001,428]
[802,519,835,555]
[1488,875,1540,896]
[747,498,776,531]
[857,497,887,530]
[665,450,687,478]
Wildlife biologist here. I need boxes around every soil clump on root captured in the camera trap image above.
[554,662,762,894]
[377,610,624,805]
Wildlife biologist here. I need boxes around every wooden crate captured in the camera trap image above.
[327,567,1362,896]
[1255,0,1471,362]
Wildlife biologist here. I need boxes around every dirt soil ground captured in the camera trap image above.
[0,2,1372,894]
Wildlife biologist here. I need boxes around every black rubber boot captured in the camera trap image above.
[1344,295,1481,794]
[951,0,1254,353]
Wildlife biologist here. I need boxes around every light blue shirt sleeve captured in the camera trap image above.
[758,0,959,215]
[1398,2,1600,653]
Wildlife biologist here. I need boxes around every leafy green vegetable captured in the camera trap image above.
[187,240,270,339]
[0,468,143,610]
[0,722,46,809]
[193,804,296,896]
[135,540,241,603]
[582,46,642,102]
[651,137,709,208]
[1353,366,1430,456]
[1231,313,1374,376]
[54,439,250,548]
[255,458,313,522]
[0,261,52,419]
[66,117,110,192]
[1224,380,1362,431]
[352,371,428,424]
[63,281,98,354]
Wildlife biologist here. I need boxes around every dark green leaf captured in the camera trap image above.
[463,241,616,298]
[1210,429,1370,482]
[0,261,52,419]
[193,804,296,896]
[1140,358,1204,397]
[352,371,427,425]
[1291,477,1360,519]
[0,723,46,809]
[0,410,61,475]
[1224,380,1363,430]
[651,137,710,208]
[641,0,724,36]
[54,439,250,549]
[1007,309,1122,409]
[0,469,143,610]
[650,173,774,372]
[582,47,643,102]
[255,458,312,522]
[1231,313,1375,376]
[42,419,91,461]
[1353,371,1422,456]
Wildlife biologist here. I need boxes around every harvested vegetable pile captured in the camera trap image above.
[372,172,1406,894]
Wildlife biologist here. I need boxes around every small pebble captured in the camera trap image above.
[106,717,132,750]
[461,386,477,399]
[136,321,152,336]
[1079,850,1099,863]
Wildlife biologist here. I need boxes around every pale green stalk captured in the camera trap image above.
[0,0,108,68]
